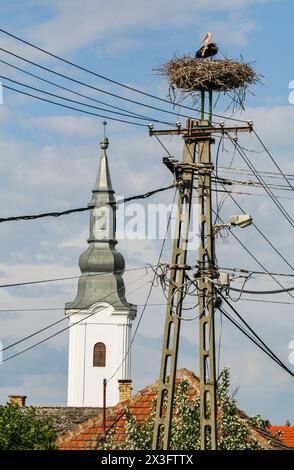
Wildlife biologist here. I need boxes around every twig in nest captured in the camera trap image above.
[155,55,262,112]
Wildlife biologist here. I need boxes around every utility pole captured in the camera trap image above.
[150,117,252,450]
[196,120,217,449]
[151,118,196,450]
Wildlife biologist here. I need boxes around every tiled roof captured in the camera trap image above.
[33,407,102,434]
[57,369,288,450]
[269,426,294,448]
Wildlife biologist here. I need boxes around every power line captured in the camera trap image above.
[217,175,294,192]
[0,265,151,290]
[212,187,294,201]
[218,166,294,182]
[0,57,152,120]
[214,173,294,272]
[220,294,289,370]
[219,266,294,278]
[0,46,192,122]
[155,137,294,302]
[106,189,177,384]
[3,84,149,127]
[229,284,294,295]
[155,135,294,301]
[253,130,294,192]
[2,273,148,360]
[239,298,294,306]
[0,301,199,314]
[0,28,249,123]
[0,74,175,126]
[219,306,294,379]
[2,187,177,369]
[210,207,294,301]
[226,134,294,229]
[0,183,173,223]
[218,294,294,377]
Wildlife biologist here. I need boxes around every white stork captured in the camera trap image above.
[196,32,218,59]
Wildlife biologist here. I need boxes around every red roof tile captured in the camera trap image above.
[269,426,294,447]
[57,369,289,451]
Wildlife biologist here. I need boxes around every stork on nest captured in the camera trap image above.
[196,32,218,59]
[155,34,262,113]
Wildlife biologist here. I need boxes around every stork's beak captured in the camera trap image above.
[202,34,208,42]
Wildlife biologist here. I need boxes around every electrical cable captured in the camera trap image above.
[106,189,177,383]
[154,134,294,301]
[219,266,294,278]
[214,173,294,272]
[228,273,254,302]
[218,166,294,182]
[0,301,203,314]
[220,294,288,368]
[209,207,294,300]
[229,285,294,295]
[0,57,151,120]
[218,306,294,378]
[0,183,174,223]
[0,265,154,290]
[216,174,294,192]
[3,84,147,127]
[2,273,148,360]
[253,130,294,192]
[0,28,249,123]
[239,298,294,306]
[214,134,224,224]
[226,133,294,229]
[0,46,192,122]
[0,74,175,127]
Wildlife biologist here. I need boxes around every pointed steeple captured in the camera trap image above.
[91,137,113,193]
[65,131,135,314]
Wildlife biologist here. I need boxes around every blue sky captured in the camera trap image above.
[0,0,294,425]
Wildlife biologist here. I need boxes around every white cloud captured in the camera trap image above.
[27,0,270,55]
[28,115,98,139]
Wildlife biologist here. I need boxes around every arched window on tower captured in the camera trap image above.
[93,342,106,367]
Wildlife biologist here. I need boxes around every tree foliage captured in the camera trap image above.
[0,403,57,450]
[101,368,269,450]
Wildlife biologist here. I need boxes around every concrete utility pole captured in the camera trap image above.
[150,117,252,450]
[196,119,217,449]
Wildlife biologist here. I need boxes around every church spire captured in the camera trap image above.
[65,129,135,313]
[91,136,113,194]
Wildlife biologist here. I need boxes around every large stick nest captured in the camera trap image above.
[156,56,261,111]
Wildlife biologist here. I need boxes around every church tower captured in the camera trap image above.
[66,134,136,407]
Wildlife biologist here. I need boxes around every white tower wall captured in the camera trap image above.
[67,303,132,407]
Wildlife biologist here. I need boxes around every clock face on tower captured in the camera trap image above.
[93,207,109,239]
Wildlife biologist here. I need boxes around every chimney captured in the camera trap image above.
[118,380,132,402]
[8,395,26,407]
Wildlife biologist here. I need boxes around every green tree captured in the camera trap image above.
[101,368,269,450]
[0,403,57,450]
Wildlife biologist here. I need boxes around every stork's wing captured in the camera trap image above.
[195,46,205,58]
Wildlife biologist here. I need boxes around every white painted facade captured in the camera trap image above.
[67,302,133,407]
